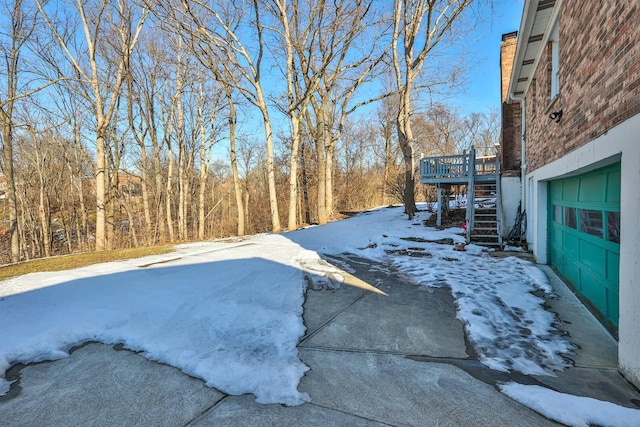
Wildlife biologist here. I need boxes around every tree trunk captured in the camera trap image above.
[255,86,281,232]
[382,124,392,205]
[397,112,417,219]
[95,130,107,250]
[176,67,187,241]
[315,134,327,224]
[152,133,165,243]
[300,140,311,225]
[122,200,139,247]
[287,114,301,230]
[198,143,207,241]
[243,189,250,234]
[139,145,152,244]
[106,167,116,250]
[228,95,245,236]
[165,149,175,242]
[325,137,335,220]
[1,120,20,262]
[38,171,51,258]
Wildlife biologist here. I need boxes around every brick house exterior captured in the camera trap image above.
[522,1,640,171]
[503,0,640,388]
[500,32,522,175]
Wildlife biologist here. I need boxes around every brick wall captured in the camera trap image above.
[500,32,518,103]
[500,32,522,174]
[501,102,522,174]
[525,0,640,172]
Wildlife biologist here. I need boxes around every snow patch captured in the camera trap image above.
[290,205,574,375]
[1,204,577,404]
[500,382,640,427]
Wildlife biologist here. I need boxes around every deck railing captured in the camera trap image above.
[474,156,498,176]
[419,146,502,247]
[419,147,497,183]
[419,153,471,180]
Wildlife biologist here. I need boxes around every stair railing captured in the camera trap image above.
[465,146,476,243]
[495,152,503,248]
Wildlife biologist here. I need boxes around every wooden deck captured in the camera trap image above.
[419,149,498,185]
[419,147,503,248]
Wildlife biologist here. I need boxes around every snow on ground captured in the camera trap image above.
[0,236,320,405]
[0,203,576,405]
[289,204,574,375]
[500,382,640,427]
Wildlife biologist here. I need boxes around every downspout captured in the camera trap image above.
[510,94,526,216]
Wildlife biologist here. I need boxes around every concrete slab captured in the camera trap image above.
[535,266,640,408]
[301,256,469,358]
[536,366,640,408]
[302,282,368,337]
[0,343,223,427]
[539,265,618,368]
[191,394,387,426]
[298,348,558,426]
[2,254,639,426]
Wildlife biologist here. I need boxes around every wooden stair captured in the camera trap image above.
[464,152,503,249]
[419,145,504,249]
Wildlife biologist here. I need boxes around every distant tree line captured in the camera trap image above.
[0,0,496,263]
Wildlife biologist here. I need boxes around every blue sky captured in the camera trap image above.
[213,0,526,162]
[452,0,524,114]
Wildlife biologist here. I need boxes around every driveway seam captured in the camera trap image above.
[305,401,396,426]
[183,394,229,427]
[299,291,371,345]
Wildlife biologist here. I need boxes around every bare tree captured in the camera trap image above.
[133,36,172,243]
[194,71,222,240]
[392,0,473,219]
[464,109,500,155]
[22,124,54,257]
[295,0,387,224]
[125,38,153,244]
[376,93,400,205]
[0,0,57,262]
[222,80,245,236]
[164,0,282,232]
[36,0,148,250]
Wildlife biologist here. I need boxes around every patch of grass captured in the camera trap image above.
[0,245,175,282]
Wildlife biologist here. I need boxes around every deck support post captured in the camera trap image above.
[436,185,442,227]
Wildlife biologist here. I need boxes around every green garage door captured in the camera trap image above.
[548,163,620,331]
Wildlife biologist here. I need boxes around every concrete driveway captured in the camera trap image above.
[1,254,638,426]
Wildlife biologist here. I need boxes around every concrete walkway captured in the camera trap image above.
[1,254,639,426]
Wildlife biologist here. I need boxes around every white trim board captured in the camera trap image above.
[524,113,640,388]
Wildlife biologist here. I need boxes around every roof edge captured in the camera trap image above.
[507,0,563,101]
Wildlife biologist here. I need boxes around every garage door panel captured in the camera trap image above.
[550,180,563,201]
[548,163,620,331]
[562,232,578,257]
[579,173,606,203]
[606,169,621,203]
[578,239,606,277]
[608,291,619,327]
[549,242,562,268]
[579,268,608,314]
[607,251,620,284]
[562,255,580,289]
[563,180,579,202]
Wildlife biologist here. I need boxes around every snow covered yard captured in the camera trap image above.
[1,204,639,426]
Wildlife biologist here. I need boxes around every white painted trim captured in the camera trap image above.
[524,113,640,388]
[509,0,537,93]
[550,21,560,98]
[513,0,564,97]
